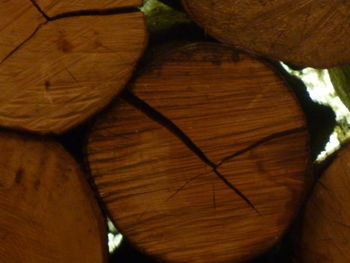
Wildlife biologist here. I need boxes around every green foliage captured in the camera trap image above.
[141,0,190,33]
[329,66,350,111]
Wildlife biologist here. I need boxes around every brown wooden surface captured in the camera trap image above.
[0,130,107,263]
[301,144,350,263]
[0,0,147,134]
[182,0,350,68]
[0,0,45,62]
[34,0,142,17]
[87,43,310,263]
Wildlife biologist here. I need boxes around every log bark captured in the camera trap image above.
[301,145,350,263]
[87,43,310,263]
[0,131,107,263]
[182,0,350,68]
[0,0,147,134]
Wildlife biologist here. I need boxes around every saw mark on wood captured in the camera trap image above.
[64,67,78,82]
[122,89,259,213]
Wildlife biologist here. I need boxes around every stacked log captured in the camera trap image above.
[0,131,107,263]
[0,0,146,262]
[0,0,146,134]
[87,43,310,263]
[301,145,350,263]
[181,0,350,68]
[1,0,343,262]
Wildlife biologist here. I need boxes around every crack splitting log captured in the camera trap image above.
[0,130,107,263]
[32,0,142,18]
[301,144,350,263]
[182,0,350,68]
[0,0,147,134]
[86,43,311,263]
[121,90,260,213]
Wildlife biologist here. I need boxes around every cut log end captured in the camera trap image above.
[301,144,350,263]
[182,0,350,68]
[0,0,147,134]
[0,131,107,263]
[87,43,310,263]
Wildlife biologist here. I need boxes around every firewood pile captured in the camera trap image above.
[0,1,348,262]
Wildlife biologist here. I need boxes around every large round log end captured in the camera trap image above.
[87,43,310,263]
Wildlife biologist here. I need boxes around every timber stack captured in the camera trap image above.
[0,0,348,263]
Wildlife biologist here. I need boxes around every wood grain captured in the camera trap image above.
[0,130,107,263]
[182,0,350,68]
[34,0,142,18]
[87,43,310,263]
[0,0,45,62]
[0,1,147,134]
[301,144,350,263]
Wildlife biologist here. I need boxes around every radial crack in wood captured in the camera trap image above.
[87,43,310,263]
[216,129,309,261]
[0,6,147,134]
[0,0,45,63]
[0,131,107,263]
[30,0,50,20]
[132,43,307,165]
[33,0,143,18]
[0,22,48,66]
[122,90,258,212]
[182,0,350,68]
[217,126,307,167]
[301,144,350,263]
